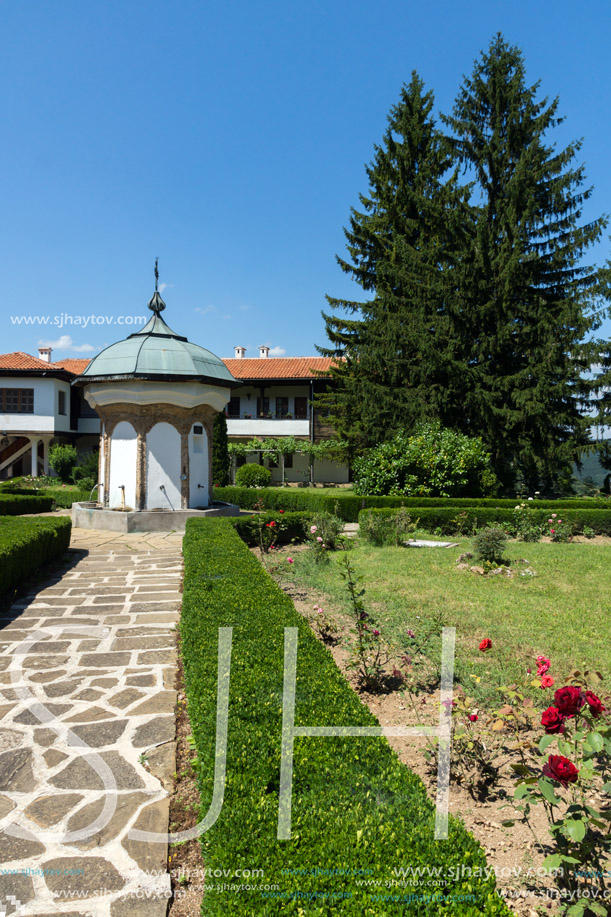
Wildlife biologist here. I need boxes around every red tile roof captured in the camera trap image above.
[0,352,338,380]
[52,358,92,374]
[0,351,59,370]
[222,357,338,380]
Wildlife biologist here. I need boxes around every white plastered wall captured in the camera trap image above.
[188,423,209,508]
[108,421,137,510]
[146,422,181,510]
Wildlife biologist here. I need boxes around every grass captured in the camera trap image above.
[285,537,611,706]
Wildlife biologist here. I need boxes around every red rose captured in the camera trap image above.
[541,706,566,734]
[279,510,285,514]
[479,638,492,652]
[584,691,606,718]
[540,674,555,689]
[554,686,585,717]
[468,714,478,722]
[542,754,579,786]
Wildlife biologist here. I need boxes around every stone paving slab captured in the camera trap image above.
[0,529,183,916]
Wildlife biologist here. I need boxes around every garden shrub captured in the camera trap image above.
[0,494,55,515]
[352,423,499,497]
[360,507,418,545]
[473,527,508,565]
[48,444,78,483]
[71,450,100,489]
[303,510,345,550]
[181,518,510,915]
[234,463,272,488]
[0,516,72,595]
[229,512,310,546]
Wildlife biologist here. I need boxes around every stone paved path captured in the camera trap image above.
[0,529,183,916]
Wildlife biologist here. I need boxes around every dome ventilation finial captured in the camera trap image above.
[148,257,166,315]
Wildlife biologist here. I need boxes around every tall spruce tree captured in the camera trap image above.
[317,72,471,453]
[444,34,606,491]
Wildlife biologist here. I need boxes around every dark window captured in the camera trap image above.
[227,397,241,417]
[257,397,270,417]
[236,455,246,468]
[276,396,289,417]
[294,396,308,418]
[193,425,204,435]
[1,388,34,413]
[284,452,293,468]
[58,391,66,415]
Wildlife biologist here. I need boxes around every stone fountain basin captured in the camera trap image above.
[71,501,240,532]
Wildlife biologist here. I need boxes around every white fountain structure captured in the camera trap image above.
[72,270,240,531]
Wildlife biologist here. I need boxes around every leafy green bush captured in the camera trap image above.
[71,450,99,488]
[0,517,72,595]
[304,511,345,550]
[212,412,230,486]
[234,463,272,488]
[353,424,499,497]
[48,444,78,483]
[360,507,418,545]
[0,494,55,515]
[181,519,510,915]
[473,527,508,565]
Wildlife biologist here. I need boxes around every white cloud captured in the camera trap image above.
[194,304,217,315]
[268,346,286,356]
[37,335,96,354]
[239,304,251,311]
[158,282,173,294]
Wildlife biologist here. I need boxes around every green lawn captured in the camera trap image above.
[286,538,611,705]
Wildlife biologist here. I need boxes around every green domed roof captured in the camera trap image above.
[77,288,238,387]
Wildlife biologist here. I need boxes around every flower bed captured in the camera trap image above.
[358,506,611,537]
[181,518,510,915]
[0,516,72,595]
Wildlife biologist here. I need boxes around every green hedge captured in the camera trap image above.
[215,486,611,523]
[0,486,42,496]
[229,511,310,546]
[40,486,91,508]
[358,507,611,536]
[0,494,55,515]
[0,516,72,595]
[181,519,510,915]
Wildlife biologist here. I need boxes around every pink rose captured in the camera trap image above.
[287,557,294,564]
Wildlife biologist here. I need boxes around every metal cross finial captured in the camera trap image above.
[148,258,166,314]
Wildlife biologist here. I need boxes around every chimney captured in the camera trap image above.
[38,347,52,363]
[234,346,246,359]
[259,345,270,359]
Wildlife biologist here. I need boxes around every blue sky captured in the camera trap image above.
[1,0,610,360]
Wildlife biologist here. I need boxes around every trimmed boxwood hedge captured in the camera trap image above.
[40,486,91,508]
[358,507,611,537]
[214,486,611,523]
[181,519,510,916]
[0,494,55,515]
[229,511,310,546]
[0,516,72,595]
